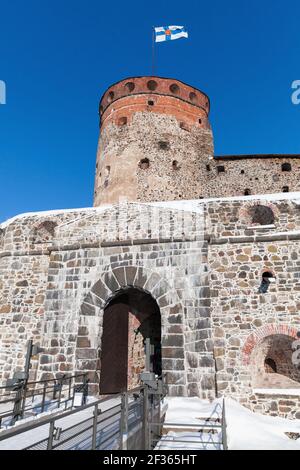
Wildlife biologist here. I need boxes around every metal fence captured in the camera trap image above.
[151,397,228,450]
[0,379,166,450]
[0,373,89,428]
[0,377,228,451]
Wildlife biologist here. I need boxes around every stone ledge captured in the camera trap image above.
[210,232,300,245]
[0,236,206,257]
[253,388,300,396]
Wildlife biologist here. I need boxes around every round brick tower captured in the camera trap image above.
[94,76,214,206]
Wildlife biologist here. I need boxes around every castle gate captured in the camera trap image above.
[99,287,161,394]
[75,266,185,396]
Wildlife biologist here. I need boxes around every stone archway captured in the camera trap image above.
[250,334,300,389]
[75,266,184,395]
[242,324,299,365]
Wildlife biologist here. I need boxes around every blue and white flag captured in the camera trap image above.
[154,25,188,43]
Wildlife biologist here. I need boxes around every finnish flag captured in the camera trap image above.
[154,25,188,43]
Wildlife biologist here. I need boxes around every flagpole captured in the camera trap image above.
[152,27,155,76]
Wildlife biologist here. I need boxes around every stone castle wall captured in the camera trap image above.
[1,193,300,416]
[206,156,300,198]
[94,76,300,206]
[206,194,300,418]
[0,203,214,398]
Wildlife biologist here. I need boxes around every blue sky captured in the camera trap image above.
[0,0,299,221]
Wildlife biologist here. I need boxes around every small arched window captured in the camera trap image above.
[258,271,275,294]
[169,83,180,94]
[107,91,114,103]
[31,220,57,243]
[125,82,135,92]
[147,80,158,91]
[158,141,169,150]
[244,189,251,195]
[179,122,190,132]
[139,158,150,169]
[282,186,289,192]
[250,205,275,225]
[118,116,127,126]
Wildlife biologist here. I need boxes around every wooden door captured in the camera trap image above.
[99,302,129,394]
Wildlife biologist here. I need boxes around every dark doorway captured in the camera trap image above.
[99,287,161,394]
[264,357,277,373]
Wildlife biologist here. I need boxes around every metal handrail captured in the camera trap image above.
[0,372,89,427]
[0,397,104,441]
[148,395,228,451]
[0,381,165,450]
[150,421,223,429]
[0,372,86,392]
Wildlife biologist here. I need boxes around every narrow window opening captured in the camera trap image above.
[148,100,154,106]
[282,186,289,192]
[217,165,225,174]
[104,166,110,188]
[118,116,127,126]
[282,163,291,172]
[147,80,158,91]
[169,83,180,94]
[244,189,251,195]
[179,122,190,132]
[258,271,275,294]
[125,82,135,92]
[139,158,150,169]
[172,160,179,170]
[107,91,114,103]
[158,141,169,150]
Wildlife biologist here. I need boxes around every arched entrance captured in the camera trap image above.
[99,287,162,394]
[250,334,300,389]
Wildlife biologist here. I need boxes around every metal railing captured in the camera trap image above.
[0,379,167,450]
[150,397,228,450]
[0,373,89,428]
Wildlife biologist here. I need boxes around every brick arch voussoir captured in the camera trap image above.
[242,324,299,365]
[79,265,182,318]
[99,266,180,309]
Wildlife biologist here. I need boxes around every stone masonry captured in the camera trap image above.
[1,76,300,419]
[1,193,300,417]
[94,76,300,206]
